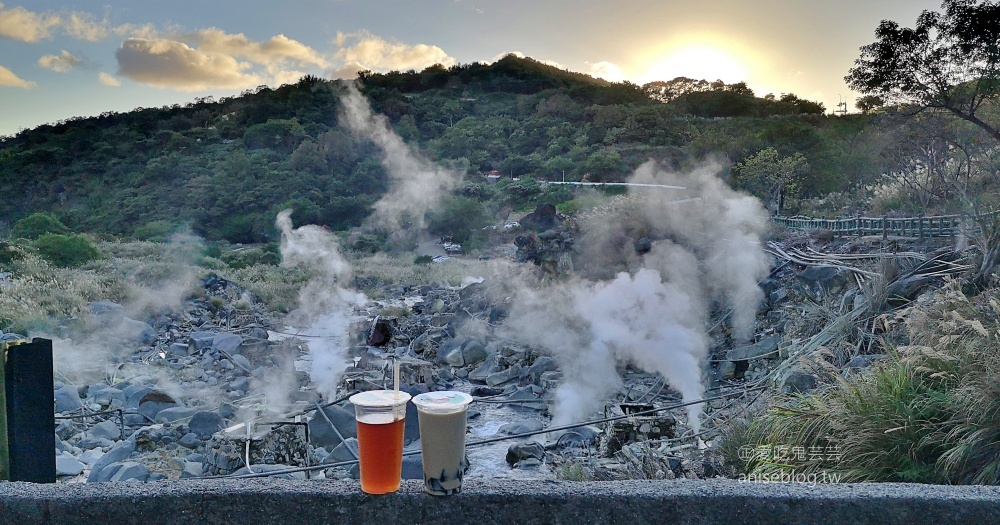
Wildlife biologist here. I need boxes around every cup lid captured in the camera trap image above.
[412,391,473,413]
[349,390,411,407]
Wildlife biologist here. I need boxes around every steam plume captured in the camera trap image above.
[276,209,367,399]
[339,81,457,232]
[504,161,770,431]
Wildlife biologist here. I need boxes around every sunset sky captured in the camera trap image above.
[1,0,943,137]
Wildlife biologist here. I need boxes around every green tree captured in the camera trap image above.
[846,0,1000,142]
[33,233,100,267]
[733,147,809,215]
[855,95,885,114]
[11,212,69,239]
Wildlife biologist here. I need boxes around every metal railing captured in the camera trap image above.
[772,213,976,239]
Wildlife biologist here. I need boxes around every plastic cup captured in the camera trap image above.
[349,390,411,494]
[412,391,474,496]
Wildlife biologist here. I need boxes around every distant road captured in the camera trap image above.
[543,181,686,190]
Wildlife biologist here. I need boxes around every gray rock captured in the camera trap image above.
[716,361,736,381]
[189,331,217,351]
[78,449,104,467]
[155,407,200,424]
[108,461,150,482]
[91,387,126,409]
[506,386,547,410]
[444,347,467,367]
[322,438,359,463]
[401,455,423,480]
[308,405,357,449]
[781,370,818,393]
[137,391,179,421]
[89,300,124,324]
[88,420,123,441]
[526,356,559,384]
[848,354,887,369]
[54,385,84,414]
[506,441,545,466]
[179,432,201,449]
[87,439,135,482]
[123,385,153,409]
[121,317,157,345]
[462,341,489,367]
[212,333,243,355]
[76,437,115,450]
[229,376,251,393]
[56,454,86,477]
[797,265,845,289]
[469,357,503,383]
[486,363,524,387]
[727,335,782,362]
[188,411,224,439]
[180,461,203,479]
[498,419,544,436]
[230,353,252,372]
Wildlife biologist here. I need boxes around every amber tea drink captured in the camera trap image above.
[350,390,411,494]
[412,391,473,496]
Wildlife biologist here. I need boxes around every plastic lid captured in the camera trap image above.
[412,391,473,413]
[349,390,411,407]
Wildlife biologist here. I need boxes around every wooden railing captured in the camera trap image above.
[772,214,970,238]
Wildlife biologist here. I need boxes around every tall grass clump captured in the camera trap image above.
[720,281,1000,484]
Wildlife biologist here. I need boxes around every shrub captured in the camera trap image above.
[11,212,69,239]
[33,233,101,267]
[134,220,180,241]
[220,244,280,269]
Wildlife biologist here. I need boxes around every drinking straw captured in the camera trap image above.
[393,357,400,401]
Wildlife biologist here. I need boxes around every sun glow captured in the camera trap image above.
[642,44,749,84]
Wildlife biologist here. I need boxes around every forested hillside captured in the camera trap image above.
[0,54,951,243]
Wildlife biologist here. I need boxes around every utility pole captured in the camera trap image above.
[835,95,848,116]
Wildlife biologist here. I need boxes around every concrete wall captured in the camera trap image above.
[2,478,999,524]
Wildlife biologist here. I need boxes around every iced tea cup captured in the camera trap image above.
[412,391,474,496]
[349,390,412,494]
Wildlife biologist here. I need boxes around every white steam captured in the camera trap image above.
[276,209,367,399]
[504,161,770,431]
[339,81,457,231]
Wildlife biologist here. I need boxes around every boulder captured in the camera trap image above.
[726,335,782,362]
[91,387,126,409]
[88,420,123,441]
[121,317,157,345]
[498,419,544,436]
[308,404,357,449]
[87,439,135,482]
[188,411,224,439]
[155,407,200,424]
[137,391,178,421]
[506,441,545,466]
[54,385,84,414]
[519,203,559,232]
[212,333,244,355]
[107,461,150,482]
[56,454,86,477]
[322,438,359,463]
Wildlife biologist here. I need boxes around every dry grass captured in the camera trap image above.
[720,281,1000,484]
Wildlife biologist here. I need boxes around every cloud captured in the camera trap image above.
[98,72,120,86]
[588,61,625,82]
[331,61,367,80]
[115,29,331,91]
[38,50,81,73]
[335,31,455,72]
[187,28,330,71]
[116,38,261,91]
[0,3,60,42]
[0,64,35,88]
[63,11,110,42]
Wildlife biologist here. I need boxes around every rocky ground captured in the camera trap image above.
[2,204,972,486]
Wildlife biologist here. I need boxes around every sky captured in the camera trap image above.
[0,0,945,137]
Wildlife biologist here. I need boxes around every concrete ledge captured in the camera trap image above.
[2,478,999,524]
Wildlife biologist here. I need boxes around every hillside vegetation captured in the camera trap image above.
[0,55,913,244]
